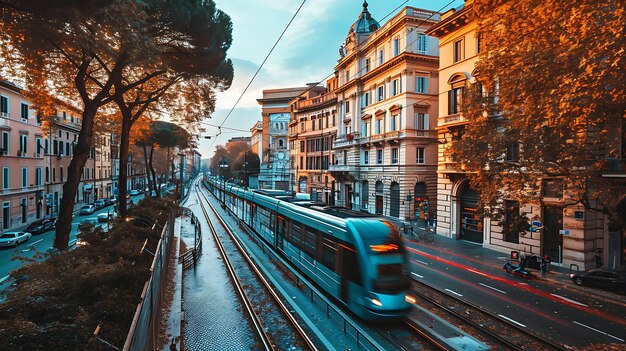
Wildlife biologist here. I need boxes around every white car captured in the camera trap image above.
[129,189,140,196]
[0,231,32,247]
[80,205,95,215]
[97,212,118,223]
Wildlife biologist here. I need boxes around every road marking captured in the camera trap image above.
[0,275,10,284]
[573,321,624,342]
[411,272,424,279]
[445,288,463,297]
[30,239,44,246]
[550,293,588,307]
[479,283,507,294]
[415,259,430,265]
[499,314,527,328]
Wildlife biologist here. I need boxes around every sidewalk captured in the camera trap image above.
[404,227,576,284]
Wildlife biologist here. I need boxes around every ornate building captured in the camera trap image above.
[329,2,440,221]
[289,79,338,203]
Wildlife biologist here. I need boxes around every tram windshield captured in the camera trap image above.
[363,220,403,255]
[373,263,410,293]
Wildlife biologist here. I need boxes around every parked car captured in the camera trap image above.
[109,197,118,205]
[129,189,140,196]
[79,205,95,215]
[97,212,117,223]
[26,218,56,235]
[79,217,99,226]
[571,269,626,294]
[94,199,107,209]
[0,231,31,247]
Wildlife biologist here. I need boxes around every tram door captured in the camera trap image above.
[337,246,354,303]
[276,216,287,252]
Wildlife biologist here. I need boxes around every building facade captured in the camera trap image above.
[289,79,338,203]
[329,3,440,221]
[427,0,625,270]
[257,87,320,190]
[0,81,46,229]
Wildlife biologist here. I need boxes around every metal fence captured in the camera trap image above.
[122,211,176,351]
[180,207,202,270]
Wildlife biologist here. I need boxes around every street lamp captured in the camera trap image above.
[219,157,229,205]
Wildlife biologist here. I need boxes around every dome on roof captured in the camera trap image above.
[354,1,379,34]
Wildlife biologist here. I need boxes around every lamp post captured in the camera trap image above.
[219,157,228,205]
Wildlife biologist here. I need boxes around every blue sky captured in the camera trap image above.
[199,0,457,158]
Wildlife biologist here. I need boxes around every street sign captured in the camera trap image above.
[559,229,570,235]
[531,220,542,229]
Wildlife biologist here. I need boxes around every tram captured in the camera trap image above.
[204,177,414,321]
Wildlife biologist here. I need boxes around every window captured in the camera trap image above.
[448,87,463,114]
[45,167,49,183]
[391,79,398,96]
[476,34,482,54]
[60,166,64,182]
[1,131,8,155]
[377,85,385,101]
[542,179,563,198]
[375,119,381,134]
[390,114,396,132]
[36,168,42,186]
[393,38,399,56]
[20,103,28,120]
[59,141,64,155]
[312,119,316,131]
[21,167,27,188]
[20,134,27,155]
[377,149,383,164]
[35,138,42,156]
[0,96,8,115]
[417,33,428,54]
[365,58,370,73]
[392,148,398,164]
[415,113,429,130]
[364,150,369,165]
[345,100,350,114]
[2,167,9,189]
[345,68,350,82]
[361,92,370,107]
[503,200,520,244]
[300,122,305,132]
[453,38,464,62]
[416,76,429,93]
[505,143,520,161]
[378,48,384,65]
[416,147,425,164]
[44,139,49,154]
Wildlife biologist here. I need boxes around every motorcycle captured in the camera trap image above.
[503,261,535,279]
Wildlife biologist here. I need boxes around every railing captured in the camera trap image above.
[605,158,626,174]
[438,114,466,126]
[180,207,202,270]
[0,184,44,195]
[295,92,336,109]
[122,211,175,351]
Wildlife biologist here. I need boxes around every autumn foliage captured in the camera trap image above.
[450,0,626,224]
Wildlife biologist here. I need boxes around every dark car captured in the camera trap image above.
[571,269,626,294]
[25,218,56,235]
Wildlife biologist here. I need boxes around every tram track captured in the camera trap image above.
[196,186,318,351]
[410,278,566,351]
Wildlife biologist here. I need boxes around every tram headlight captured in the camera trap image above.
[405,295,416,304]
[371,298,383,307]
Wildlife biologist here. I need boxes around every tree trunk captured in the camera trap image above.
[54,104,98,250]
[118,116,131,218]
[148,145,159,197]
[142,144,154,197]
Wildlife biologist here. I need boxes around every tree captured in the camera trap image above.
[135,120,191,197]
[210,142,259,187]
[450,0,626,226]
[110,0,233,217]
[0,0,233,248]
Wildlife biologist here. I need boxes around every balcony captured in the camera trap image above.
[334,133,360,149]
[328,163,360,173]
[0,184,45,195]
[438,114,467,128]
[295,92,336,110]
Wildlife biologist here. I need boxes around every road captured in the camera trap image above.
[0,193,145,284]
[406,240,626,349]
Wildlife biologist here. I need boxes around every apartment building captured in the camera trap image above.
[257,87,320,190]
[329,3,440,221]
[289,78,338,204]
[427,0,625,270]
[0,80,46,229]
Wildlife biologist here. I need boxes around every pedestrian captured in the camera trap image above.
[169,338,177,351]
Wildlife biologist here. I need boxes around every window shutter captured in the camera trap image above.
[424,77,429,94]
[424,114,429,130]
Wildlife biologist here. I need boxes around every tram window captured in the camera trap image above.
[291,222,304,250]
[321,238,337,270]
[303,226,317,257]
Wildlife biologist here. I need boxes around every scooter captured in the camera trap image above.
[503,261,535,279]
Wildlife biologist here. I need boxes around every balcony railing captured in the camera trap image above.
[0,184,45,195]
[328,164,360,173]
[333,133,360,148]
[295,92,336,110]
[438,114,467,127]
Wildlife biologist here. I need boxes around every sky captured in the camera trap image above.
[199,0,457,159]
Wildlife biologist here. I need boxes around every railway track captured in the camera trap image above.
[196,187,318,351]
[411,278,566,351]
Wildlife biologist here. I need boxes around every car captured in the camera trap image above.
[94,199,107,209]
[129,189,140,196]
[97,212,117,223]
[79,205,95,215]
[0,231,32,247]
[25,218,56,235]
[108,197,118,205]
[571,269,626,294]
[79,217,99,226]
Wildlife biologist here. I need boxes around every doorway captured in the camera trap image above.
[459,183,483,243]
[542,207,563,263]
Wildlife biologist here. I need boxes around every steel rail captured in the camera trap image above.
[412,278,566,351]
[195,190,275,351]
[197,188,318,351]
